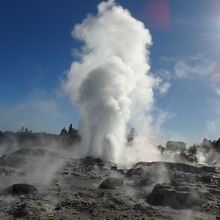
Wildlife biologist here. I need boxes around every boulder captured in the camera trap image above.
[146,184,199,209]
[6,183,38,196]
[99,177,123,190]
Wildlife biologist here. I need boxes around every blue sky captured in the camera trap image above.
[1,0,220,145]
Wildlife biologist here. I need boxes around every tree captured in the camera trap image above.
[19,126,25,133]
[127,128,136,145]
[68,124,73,134]
[60,128,68,136]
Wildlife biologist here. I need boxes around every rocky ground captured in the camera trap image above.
[0,130,220,219]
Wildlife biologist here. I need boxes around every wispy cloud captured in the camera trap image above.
[154,54,220,141]
[154,76,171,95]
[215,89,220,96]
[157,54,220,95]
[206,120,216,132]
[174,55,216,79]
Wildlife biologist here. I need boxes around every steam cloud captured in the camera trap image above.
[64,0,160,164]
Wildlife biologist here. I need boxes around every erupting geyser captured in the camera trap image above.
[64,0,160,164]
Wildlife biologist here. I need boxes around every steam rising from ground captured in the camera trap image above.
[64,0,161,164]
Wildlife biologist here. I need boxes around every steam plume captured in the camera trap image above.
[64,0,160,163]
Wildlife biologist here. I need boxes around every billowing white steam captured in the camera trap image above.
[64,0,160,164]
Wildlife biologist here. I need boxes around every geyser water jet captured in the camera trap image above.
[64,0,161,164]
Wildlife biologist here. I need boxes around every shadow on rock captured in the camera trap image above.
[146,183,199,209]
